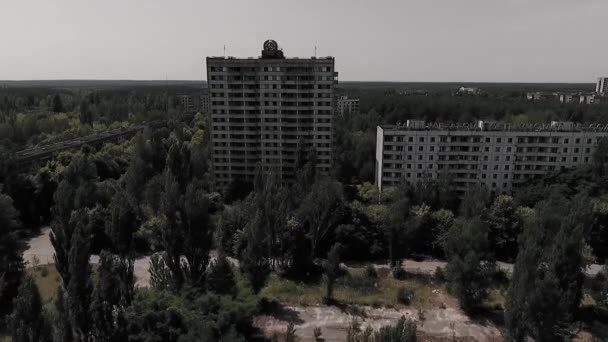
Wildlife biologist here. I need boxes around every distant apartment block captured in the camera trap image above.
[207,40,337,184]
[179,93,210,113]
[457,86,481,95]
[200,93,210,113]
[336,95,360,116]
[560,94,599,105]
[597,77,608,95]
[526,92,558,101]
[375,120,608,194]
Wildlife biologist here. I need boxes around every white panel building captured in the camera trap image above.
[376,120,608,194]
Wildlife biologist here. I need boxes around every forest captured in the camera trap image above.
[0,83,608,341]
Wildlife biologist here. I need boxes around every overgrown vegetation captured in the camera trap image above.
[1,83,608,340]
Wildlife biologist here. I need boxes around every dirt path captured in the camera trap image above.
[23,228,152,287]
[24,228,603,289]
[254,304,503,342]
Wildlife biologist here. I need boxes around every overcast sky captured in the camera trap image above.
[1,0,606,82]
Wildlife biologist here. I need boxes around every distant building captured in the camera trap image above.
[206,40,337,185]
[597,77,608,95]
[336,95,360,116]
[179,93,211,113]
[200,93,210,113]
[559,94,576,104]
[580,94,599,105]
[457,86,480,95]
[375,120,608,194]
[526,92,558,101]
[559,93,599,105]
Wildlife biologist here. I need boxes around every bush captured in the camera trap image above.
[397,287,415,305]
[392,266,408,280]
[313,327,323,341]
[433,266,444,282]
[336,272,376,291]
[364,264,378,279]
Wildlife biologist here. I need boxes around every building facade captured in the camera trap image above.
[179,93,210,113]
[597,77,608,95]
[559,94,599,105]
[375,120,608,194]
[206,40,337,184]
[336,95,360,116]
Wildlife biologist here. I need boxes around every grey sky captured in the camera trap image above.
[1,0,606,82]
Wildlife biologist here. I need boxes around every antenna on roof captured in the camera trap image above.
[314,45,317,58]
[223,45,226,58]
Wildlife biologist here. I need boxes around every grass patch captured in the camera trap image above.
[485,288,506,311]
[261,267,441,309]
[27,264,61,304]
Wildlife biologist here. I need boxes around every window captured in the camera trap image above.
[419,137,424,142]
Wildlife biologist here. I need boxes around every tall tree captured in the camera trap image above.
[149,171,213,291]
[484,195,522,262]
[298,177,344,258]
[10,276,47,342]
[505,195,586,341]
[383,186,410,267]
[322,243,342,304]
[91,251,134,341]
[52,94,64,113]
[0,189,24,315]
[444,217,495,313]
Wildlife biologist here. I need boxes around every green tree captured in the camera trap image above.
[91,251,134,341]
[505,195,586,341]
[207,252,236,296]
[10,275,47,342]
[79,98,93,126]
[240,210,271,293]
[322,243,342,304]
[52,94,64,113]
[0,189,24,313]
[150,172,213,291]
[383,187,410,267]
[459,185,490,218]
[444,217,495,313]
[484,195,522,261]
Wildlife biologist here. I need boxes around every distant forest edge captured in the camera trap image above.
[0,79,596,93]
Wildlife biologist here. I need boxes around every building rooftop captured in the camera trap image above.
[207,39,333,61]
[381,120,608,133]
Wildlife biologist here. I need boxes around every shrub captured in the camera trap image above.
[313,327,323,341]
[433,266,444,282]
[336,273,376,291]
[392,266,408,280]
[365,264,378,279]
[397,287,415,305]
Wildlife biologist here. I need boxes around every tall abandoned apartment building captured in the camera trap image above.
[376,120,608,194]
[207,40,337,184]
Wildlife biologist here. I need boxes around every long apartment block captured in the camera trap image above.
[207,40,337,184]
[376,120,608,193]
